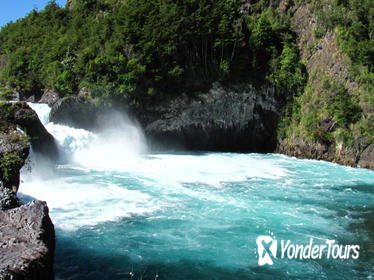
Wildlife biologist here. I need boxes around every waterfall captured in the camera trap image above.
[27,103,148,170]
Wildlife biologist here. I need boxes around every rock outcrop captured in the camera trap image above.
[38,89,60,107]
[0,129,29,191]
[0,102,56,280]
[277,136,374,170]
[8,102,58,159]
[139,83,281,152]
[0,201,55,280]
[358,144,374,170]
[49,96,101,131]
[283,2,357,92]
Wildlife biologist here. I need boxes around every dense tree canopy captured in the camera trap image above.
[0,0,306,104]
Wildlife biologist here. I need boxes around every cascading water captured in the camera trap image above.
[19,103,374,280]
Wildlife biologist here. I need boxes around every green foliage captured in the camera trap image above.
[268,41,306,93]
[278,0,373,148]
[0,85,14,101]
[323,79,362,126]
[357,71,374,141]
[312,0,374,71]
[278,71,366,146]
[54,70,76,96]
[218,60,230,81]
[0,102,16,120]
[0,0,305,104]
[0,151,23,183]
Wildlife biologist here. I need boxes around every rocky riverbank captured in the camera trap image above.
[0,102,56,280]
[46,80,374,170]
[277,137,374,170]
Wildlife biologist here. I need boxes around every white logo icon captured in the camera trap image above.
[256,235,277,266]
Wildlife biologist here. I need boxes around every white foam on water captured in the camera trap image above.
[104,153,289,196]
[46,123,96,157]
[20,103,290,230]
[71,124,147,170]
[19,174,164,231]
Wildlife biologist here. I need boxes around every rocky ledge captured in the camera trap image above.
[277,137,374,170]
[0,102,56,280]
[47,84,374,170]
[2,102,58,159]
[0,201,55,280]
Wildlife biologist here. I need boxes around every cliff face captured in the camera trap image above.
[48,83,281,152]
[276,1,374,170]
[140,83,281,152]
[285,3,357,91]
[49,95,104,131]
[0,102,56,280]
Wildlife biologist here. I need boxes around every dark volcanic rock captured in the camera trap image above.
[0,102,56,280]
[141,83,280,152]
[0,182,21,210]
[0,102,58,190]
[0,130,29,191]
[0,200,55,280]
[38,89,60,106]
[49,96,100,130]
[9,102,58,159]
[277,137,374,170]
[358,144,374,170]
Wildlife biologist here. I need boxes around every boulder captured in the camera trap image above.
[38,89,60,106]
[0,200,55,280]
[49,96,100,130]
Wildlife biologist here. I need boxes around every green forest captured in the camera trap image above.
[0,0,373,148]
[0,0,305,103]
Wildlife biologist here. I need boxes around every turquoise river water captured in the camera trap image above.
[19,103,374,280]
